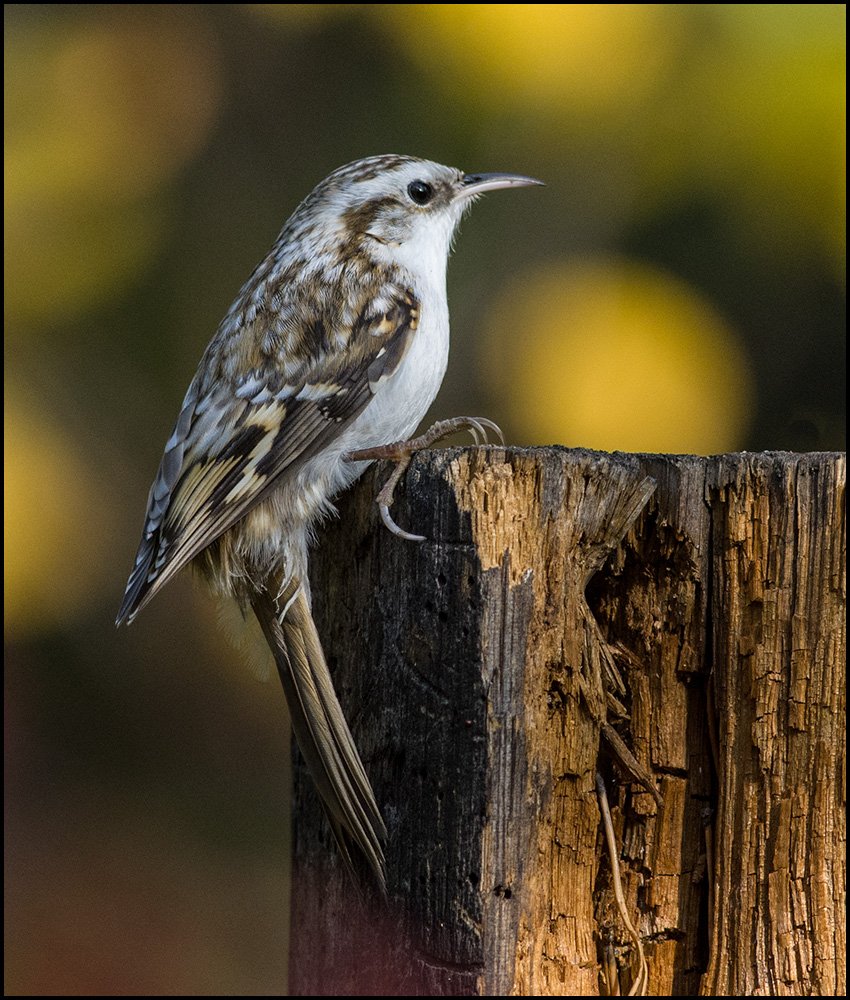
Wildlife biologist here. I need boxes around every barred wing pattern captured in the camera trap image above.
[117,282,419,624]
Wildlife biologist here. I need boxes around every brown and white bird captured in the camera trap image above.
[117,154,541,890]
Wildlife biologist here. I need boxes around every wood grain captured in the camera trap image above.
[289,448,844,997]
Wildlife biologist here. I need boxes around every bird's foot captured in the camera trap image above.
[345,416,504,541]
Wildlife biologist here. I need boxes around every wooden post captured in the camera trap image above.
[290,448,845,996]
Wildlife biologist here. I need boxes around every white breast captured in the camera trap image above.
[306,237,453,502]
[348,213,454,448]
[353,301,449,446]
[309,281,449,507]
[233,236,453,584]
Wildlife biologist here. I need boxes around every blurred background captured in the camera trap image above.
[5,4,845,994]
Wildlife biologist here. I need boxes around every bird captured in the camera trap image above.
[116,154,542,891]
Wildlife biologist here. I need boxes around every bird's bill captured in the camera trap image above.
[455,172,544,199]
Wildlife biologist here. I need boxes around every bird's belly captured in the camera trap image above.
[349,305,450,450]
[230,304,450,580]
[308,303,449,492]
[305,301,450,502]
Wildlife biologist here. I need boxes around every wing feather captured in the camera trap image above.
[117,283,418,624]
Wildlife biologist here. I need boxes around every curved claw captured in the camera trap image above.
[379,503,426,543]
[352,414,504,545]
[466,418,486,444]
[475,417,505,445]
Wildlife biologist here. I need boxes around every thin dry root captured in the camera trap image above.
[596,772,648,997]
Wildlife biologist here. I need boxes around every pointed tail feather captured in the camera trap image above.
[251,580,386,891]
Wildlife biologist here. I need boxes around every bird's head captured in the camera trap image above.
[285,155,542,281]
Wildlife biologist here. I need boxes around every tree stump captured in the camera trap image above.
[290,448,845,997]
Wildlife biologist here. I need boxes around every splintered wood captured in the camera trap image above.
[292,448,844,997]
[702,455,845,996]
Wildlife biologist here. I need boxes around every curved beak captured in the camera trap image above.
[455,172,544,201]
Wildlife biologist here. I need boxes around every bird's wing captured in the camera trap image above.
[117,282,420,624]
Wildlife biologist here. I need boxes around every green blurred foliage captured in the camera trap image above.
[4,4,844,994]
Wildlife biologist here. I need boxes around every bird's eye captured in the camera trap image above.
[407,180,434,206]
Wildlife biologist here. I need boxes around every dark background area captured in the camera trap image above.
[5,5,844,994]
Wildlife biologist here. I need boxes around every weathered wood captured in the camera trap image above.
[701,454,846,996]
[589,455,713,997]
[289,448,844,997]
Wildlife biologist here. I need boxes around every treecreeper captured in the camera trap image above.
[117,154,542,891]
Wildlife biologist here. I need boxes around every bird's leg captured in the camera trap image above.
[345,416,504,541]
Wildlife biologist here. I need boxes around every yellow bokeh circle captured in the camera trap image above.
[483,260,753,455]
[4,393,114,635]
[379,4,681,115]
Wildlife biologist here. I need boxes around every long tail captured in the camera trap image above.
[251,578,387,891]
